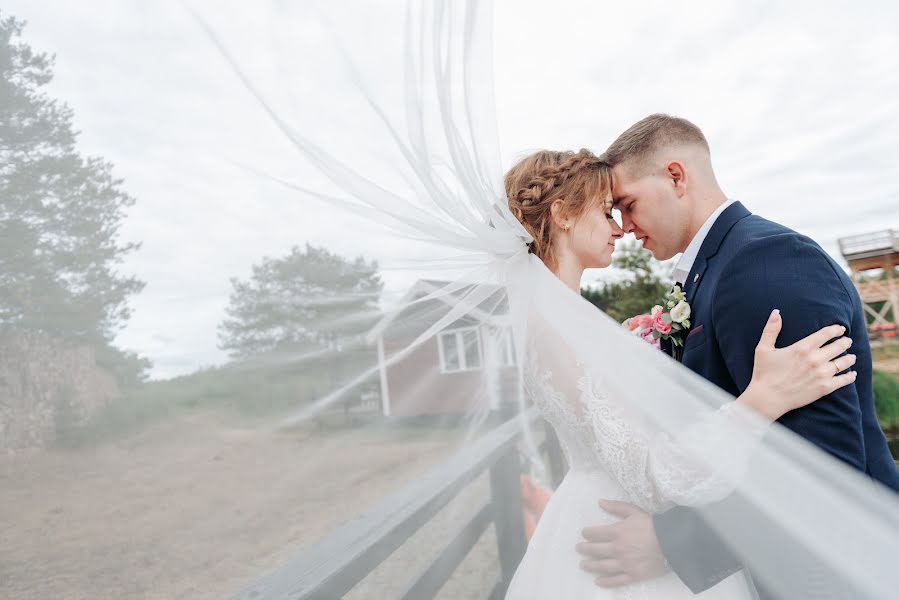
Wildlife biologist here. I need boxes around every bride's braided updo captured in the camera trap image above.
[505,149,613,269]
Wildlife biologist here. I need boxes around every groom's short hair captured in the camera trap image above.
[602,114,709,174]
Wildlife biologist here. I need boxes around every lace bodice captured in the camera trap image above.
[525,354,768,514]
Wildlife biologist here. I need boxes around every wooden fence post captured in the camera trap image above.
[489,444,527,595]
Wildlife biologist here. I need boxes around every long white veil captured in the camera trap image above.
[195,1,899,597]
[2,1,898,599]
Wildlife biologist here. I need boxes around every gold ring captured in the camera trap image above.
[834,360,841,374]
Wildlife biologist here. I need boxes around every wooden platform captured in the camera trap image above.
[839,229,899,332]
[839,230,899,269]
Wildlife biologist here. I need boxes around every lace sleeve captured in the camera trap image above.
[578,371,769,513]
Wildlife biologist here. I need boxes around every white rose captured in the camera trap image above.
[651,305,664,318]
[670,301,691,324]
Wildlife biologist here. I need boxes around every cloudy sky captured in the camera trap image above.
[5,0,898,378]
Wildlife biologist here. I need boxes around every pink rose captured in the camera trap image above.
[636,314,654,330]
[653,312,672,335]
[640,327,661,349]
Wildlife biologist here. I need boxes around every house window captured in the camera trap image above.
[438,327,482,373]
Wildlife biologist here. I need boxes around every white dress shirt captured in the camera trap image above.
[671,199,737,286]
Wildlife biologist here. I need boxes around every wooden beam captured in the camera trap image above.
[490,443,528,594]
[846,253,899,273]
[377,335,391,417]
[397,504,493,600]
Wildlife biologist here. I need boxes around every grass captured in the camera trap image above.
[874,369,899,432]
[872,342,899,362]
[56,349,379,449]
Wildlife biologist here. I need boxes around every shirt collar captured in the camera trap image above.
[671,199,737,285]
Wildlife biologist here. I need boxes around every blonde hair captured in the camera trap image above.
[602,113,709,175]
[505,149,612,269]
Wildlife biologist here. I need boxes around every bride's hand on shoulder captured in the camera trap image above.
[740,309,857,421]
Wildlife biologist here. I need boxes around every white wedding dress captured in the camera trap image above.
[505,337,763,600]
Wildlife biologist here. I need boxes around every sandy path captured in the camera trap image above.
[0,414,477,600]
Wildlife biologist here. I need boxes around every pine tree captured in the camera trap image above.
[0,14,148,382]
[218,244,382,359]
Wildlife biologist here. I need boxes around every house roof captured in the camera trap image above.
[838,229,899,261]
[367,279,509,343]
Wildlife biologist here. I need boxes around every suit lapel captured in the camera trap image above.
[684,255,707,306]
[683,202,752,306]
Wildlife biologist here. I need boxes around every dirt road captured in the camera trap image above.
[0,414,494,599]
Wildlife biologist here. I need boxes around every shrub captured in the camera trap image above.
[873,369,899,430]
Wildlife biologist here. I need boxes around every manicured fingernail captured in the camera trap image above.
[771,309,780,317]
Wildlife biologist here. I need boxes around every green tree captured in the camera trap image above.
[0,14,148,381]
[581,241,672,322]
[873,369,899,430]
[218,244,383,359]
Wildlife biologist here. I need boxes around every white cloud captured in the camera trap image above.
[4,0,897,377]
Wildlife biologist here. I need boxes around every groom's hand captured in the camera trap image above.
[576,500,670,588]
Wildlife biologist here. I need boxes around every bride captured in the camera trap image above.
[501,149,856,599]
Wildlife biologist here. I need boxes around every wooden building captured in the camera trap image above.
[838,229,899,373]
[839,230,899,331]
[367,280,520,418]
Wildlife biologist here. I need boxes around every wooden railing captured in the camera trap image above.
[229,410,562,600]
[857,279,893,303]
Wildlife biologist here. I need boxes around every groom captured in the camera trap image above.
[576,114,899,598]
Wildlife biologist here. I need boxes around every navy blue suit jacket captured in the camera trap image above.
[653,202,899,597]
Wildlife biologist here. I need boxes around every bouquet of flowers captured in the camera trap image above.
[623,284,692,353]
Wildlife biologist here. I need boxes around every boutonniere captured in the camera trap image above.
[622,285,692,354]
